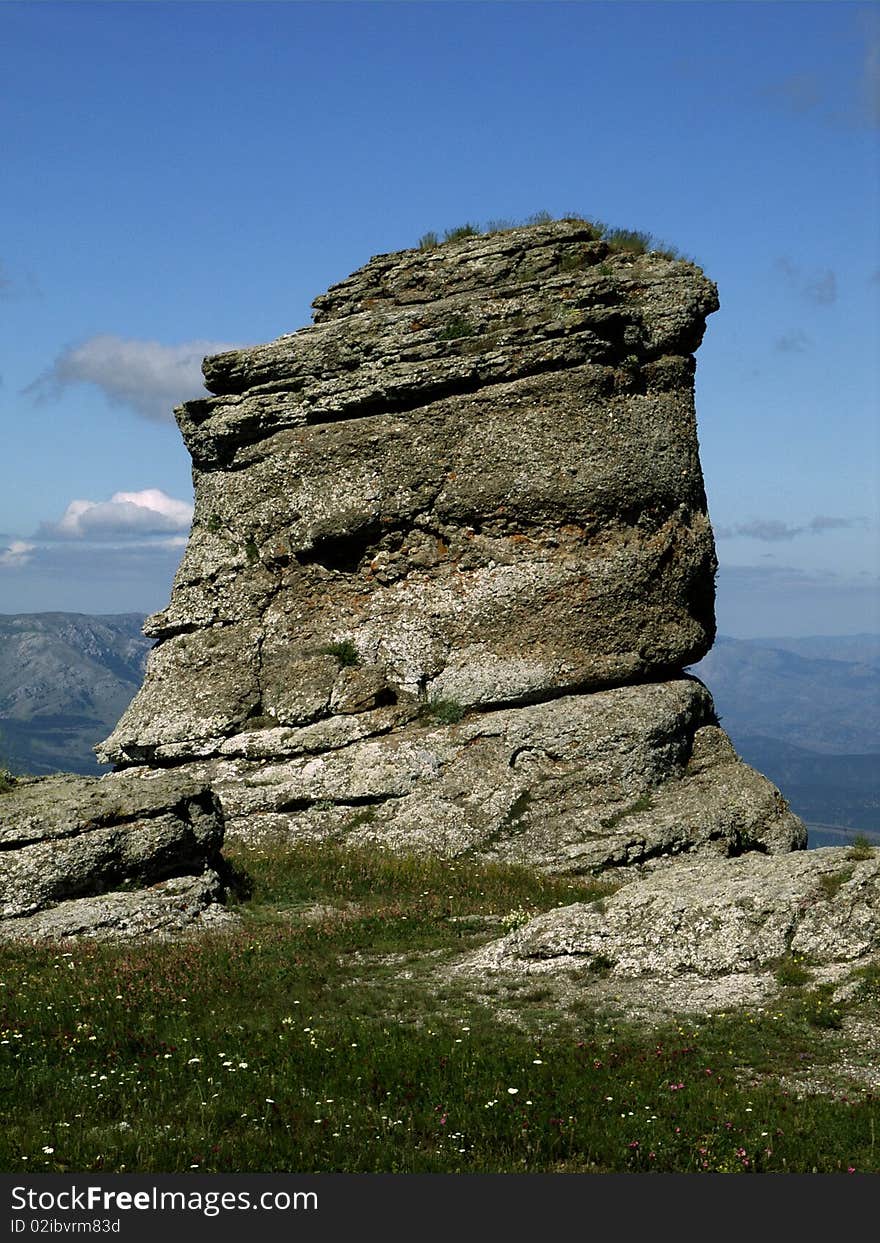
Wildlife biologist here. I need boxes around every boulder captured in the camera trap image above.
[91,221,799,876]
[0,771,226,939]
[5,221,829,955]
[456,846,880,1015]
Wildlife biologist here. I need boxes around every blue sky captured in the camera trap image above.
[1,0,877,637]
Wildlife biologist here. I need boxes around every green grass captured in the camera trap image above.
[817,868,855,901]
[320,640,360,669]
[848,835,875,862]
[774,956,813,988]
[419,698,466,725]
[436,317,476,341]
[1,839,877,1174]
[852,962,880,1000]
[443,223,480,243]
[601,792,653,831]
[414,212,694,263]
[603,227,652,255]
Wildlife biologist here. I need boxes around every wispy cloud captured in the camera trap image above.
[808,515,858,534]
[774,257,837,306]
[26,335,239,423]
[0,538,187,613]
[766,71,825,116]
[713,561,880,637]
[39,489,193,541]
[803,270,837,306]
[0,540,35,569]
[760,14,880,130]
[715,516,861,542]
[0,490,192,608]
[774,331,811,353]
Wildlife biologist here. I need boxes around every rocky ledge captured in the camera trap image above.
[454,847,880,1017]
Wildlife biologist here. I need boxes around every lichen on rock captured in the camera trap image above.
[453,847,880,1017]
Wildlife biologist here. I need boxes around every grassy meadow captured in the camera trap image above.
[2,838,879,1174]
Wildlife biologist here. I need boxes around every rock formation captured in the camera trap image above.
[4,218,875,981]
[98,219,802,869]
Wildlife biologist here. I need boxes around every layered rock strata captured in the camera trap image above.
[0,772,227,940]
[97,221,804,868]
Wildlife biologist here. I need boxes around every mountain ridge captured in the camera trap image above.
[689,634,880,755]
[0,612,152,776]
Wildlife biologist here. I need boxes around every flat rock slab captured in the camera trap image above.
[0,771,225,928]
[456,847,880,1013]
[0,871,232,942]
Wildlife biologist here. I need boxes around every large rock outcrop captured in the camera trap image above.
[95,220,803,869]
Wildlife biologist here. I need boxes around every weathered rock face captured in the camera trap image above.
[0,772,227,940]
[108,223,719,747]
[113,682,802,871]
[95,220,803,869]
[456,847,880,1015]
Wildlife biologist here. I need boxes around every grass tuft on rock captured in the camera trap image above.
[417,213,692,262]
[419,698,466,725]
[321,640,360,668]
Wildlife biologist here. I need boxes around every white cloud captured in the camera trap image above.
[0,538,186,613]
[0,540,35,569]
[41,489,194,541]
[715,516,860,543]
[27,335,239,423]
[0,493,194,608]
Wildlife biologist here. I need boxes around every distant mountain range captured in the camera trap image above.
[0,613,152,776]
[1,613,877,847]
[690,634,880,846]
[690,635,880,755]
